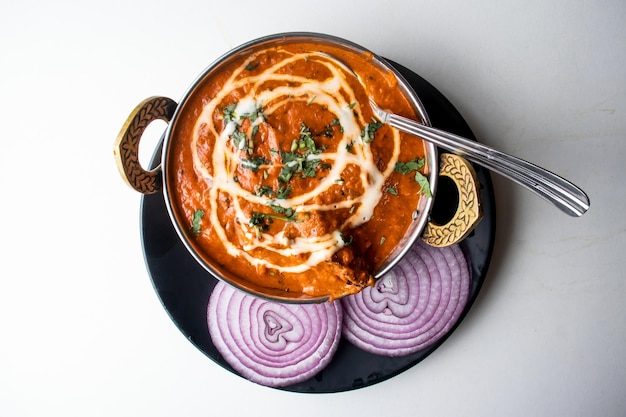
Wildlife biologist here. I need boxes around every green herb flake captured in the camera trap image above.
[278,123,327,182]
[301,158,323,178]
[191,209,205,237]
[361,120,384,143]
[231,130,247,150]
[277,185,292,199]
[386,186,399,196]
[269,204,296,220]
[298,123,316,152]
[414,171,432,197]
[223,103,237,123]
[278,160,298,183]
[249,212,271,238]
[394,157,425,174]
[240,156,269,172]
[249,212,269,228]
[245,62,260,71]
[242,105,265,123]
[250,207,300,229]
[255,185,276,197]
[323,118,341,137]
[394,157,431,196]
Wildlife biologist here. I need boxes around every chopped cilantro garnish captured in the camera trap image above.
[244,62,260,71]
[224,102,265,155]
[191,209,205,237]
[386,186,399,196]
[301,157,323,178]
[249,212,268,227]
[249,212,271,238]
[298,123,316,152]
[395,157,425,174]
[241,105,264,122]
[278,123,328,182]
[278,160,298,183]
[277,185,291,199]
[223,103,237,123]
[281,151,299,164]
[414,171,432,197]
[249,206,300,235]
[323,118,341,137]
[268,204,296,220]
[231,130,247,150]
[394,157,431,196]
[240,156,269,172]
[254,185,276,197]
[361,120,384,143]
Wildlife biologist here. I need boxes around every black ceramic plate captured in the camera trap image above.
[140,60,496,393]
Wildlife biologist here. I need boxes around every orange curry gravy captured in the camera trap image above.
[168,42,429,300]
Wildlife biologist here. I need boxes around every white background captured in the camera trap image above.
[1,0,624,416]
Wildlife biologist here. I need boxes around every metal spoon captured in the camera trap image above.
[320,53,590,217]
[370,100,590,217]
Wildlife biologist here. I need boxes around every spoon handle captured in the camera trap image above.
[382,111,590,217]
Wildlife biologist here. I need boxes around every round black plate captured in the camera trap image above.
[140,60,496,393]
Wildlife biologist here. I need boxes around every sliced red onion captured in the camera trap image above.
[341,241,471,357]
[207,281,343,387]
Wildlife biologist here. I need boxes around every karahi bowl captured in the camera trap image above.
[114,32,481,303]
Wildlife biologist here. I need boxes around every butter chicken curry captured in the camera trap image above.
[167,42,430,300]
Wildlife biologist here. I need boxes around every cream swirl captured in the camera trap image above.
[190,51,401,273]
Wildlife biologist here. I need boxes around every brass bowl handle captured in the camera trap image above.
[113,97,177,194]
[422,153,483,247]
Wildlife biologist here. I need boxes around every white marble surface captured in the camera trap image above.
[1,1,624,416]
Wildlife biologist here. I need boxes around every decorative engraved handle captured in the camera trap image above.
[422,154,483,247]
[113,96,177,194]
